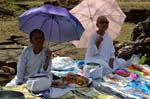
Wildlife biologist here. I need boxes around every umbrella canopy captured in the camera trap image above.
[19,4,84,43]
[70,0,126,48]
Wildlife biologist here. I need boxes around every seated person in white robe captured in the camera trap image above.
[6,29,52,86]
[84,16,130,77]
[5,29,76,98]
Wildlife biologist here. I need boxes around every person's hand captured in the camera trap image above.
[45,49,52,58]
[109,58,114,69]
[96,36,103,48]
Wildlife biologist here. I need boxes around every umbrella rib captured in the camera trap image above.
[92,0,125,26]
[87,0,93,21]
[92,0,116,18]
[71,13,92,19]
[49,16,54,44]
[40,16,49,29]
[104,0,126,25]
[37,14,54,45]
[71,12,94,25]
[42,15,54,45]
[54,16,61,43]
[93,1,107,17]
[71,18,81,40]
[106,0,126,17]
[20,13,39,30]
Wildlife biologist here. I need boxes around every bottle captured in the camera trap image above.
[139,54,147,64]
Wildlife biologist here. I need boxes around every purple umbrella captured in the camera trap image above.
[19,4,84,43]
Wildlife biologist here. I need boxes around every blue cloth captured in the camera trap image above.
[128,80,150,95]
[76,60,85,68]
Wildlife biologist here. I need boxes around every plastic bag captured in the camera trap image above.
[127,54,141,65]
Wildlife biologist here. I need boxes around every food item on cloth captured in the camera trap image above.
[61,73,89,86]
[115,69,130,77]
[52,79,66,88]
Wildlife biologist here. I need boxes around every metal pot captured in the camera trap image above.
[0,90,25,99]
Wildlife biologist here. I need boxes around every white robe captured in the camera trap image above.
[84,32,129,76]
[6,45,51,86]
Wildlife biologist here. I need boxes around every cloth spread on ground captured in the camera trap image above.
[93,64,150,99]
[73,58,150,99]
[51,57,150,99]
[3,57,150,99]
[2,84,118,99]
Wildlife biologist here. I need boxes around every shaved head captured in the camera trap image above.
[96,16,108,27]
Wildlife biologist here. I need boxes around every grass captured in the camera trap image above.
[118,2,150,10]
[116,22,136,43]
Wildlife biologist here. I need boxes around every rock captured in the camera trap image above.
[117,44,135,60]
[0,8,14,16]
[117,16,150,61]
[1,66,15,75]
[131,16,150,41]
[0,61,7,66]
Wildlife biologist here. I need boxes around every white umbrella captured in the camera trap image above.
[70,0,126,48]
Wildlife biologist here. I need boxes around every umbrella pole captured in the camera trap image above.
[47,41,50,48]
[47,16,54,49]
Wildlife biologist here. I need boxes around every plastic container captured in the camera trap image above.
[83,63,103,79]
[139,54,147,64]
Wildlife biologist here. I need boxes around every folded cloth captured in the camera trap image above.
[51,69,80,77]
[125,66,144,76]
[115,69,138,80]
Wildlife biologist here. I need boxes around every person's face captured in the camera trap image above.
[30,31,45,48]
[96,16,109,31]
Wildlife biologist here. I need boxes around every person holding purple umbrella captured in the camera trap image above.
[6,29,52,86]
[5,29,76,98]
[83,16,130,79]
